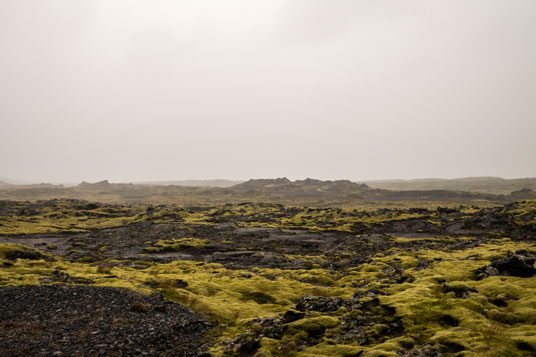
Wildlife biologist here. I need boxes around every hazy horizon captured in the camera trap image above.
[2,1,535,183]
[3,175,536,187]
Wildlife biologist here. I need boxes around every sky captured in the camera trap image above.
[1,0,535,183]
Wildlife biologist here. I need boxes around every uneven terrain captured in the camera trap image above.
[0,198,535,356]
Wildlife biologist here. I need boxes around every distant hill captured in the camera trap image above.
[360,177,536,194]
[230,178,535,202]
[231,178,369,197]
[78,180,112,187]
[0,180,11,186]
[1,177,535,206]
[0,176,29,185]
[140,179,243,188]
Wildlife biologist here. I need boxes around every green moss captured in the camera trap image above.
[286,316,340,337]
[0,201,146,235]
[240,291,277,305]
[296,344,364,357]
[144,237,212,253]
[0,243,55,262]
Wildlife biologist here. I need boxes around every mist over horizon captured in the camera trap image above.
[2,1,536,184]
[2,175,536,187]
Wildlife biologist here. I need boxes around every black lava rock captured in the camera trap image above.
[476,252,536,280]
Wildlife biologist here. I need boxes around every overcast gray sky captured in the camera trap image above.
[1,0,535,183]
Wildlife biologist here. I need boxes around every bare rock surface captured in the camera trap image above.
[0,285,210,357]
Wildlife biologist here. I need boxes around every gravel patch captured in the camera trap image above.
[0,285,211,356]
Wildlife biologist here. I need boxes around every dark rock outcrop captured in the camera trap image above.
[441,283,478,299]
[476,251,536,280]
[293,294,344,312]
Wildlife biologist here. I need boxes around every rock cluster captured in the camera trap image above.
[293,294,344,312]
[476,250,536,280]
[225,291,403,355]
[441,283,478,299]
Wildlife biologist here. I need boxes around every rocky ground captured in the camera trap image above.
[0,285,210,356]
[0,200,534,270]
[0,199,535,356]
